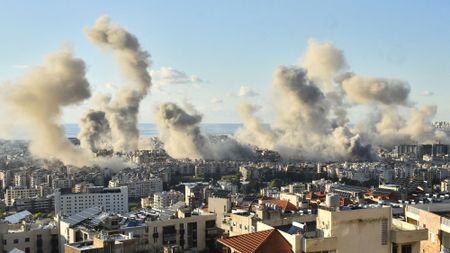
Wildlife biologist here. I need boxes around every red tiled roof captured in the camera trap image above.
[264,199,298,212]
[218,229,293,253]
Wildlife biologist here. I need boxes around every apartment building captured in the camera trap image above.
[54,186,128,216]
[5,188,40,206]
[405,203,450,253]
[58,205,219,253]
[108,177,163,199]
[284,196,428,253]
[0,219,58,253]
[152,190,184,209]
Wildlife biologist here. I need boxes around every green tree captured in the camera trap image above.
[269,179,282,188]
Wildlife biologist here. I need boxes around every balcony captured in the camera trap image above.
[442,217,450,234]
[302,235,337,253]
[391,219,428,244]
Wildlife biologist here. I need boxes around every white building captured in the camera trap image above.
[0,170,11,190]
[14,172,27,188]
[152,190,184,209]
[109,177,163,199]
[54,186,128,216]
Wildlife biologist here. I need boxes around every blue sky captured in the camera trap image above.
[0,1,449,123]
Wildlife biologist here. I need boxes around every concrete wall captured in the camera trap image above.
[317,207,392,253]
[0,223,58,253]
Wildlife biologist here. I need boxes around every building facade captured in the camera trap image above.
[5,188,40,206]
[54,187,128,216]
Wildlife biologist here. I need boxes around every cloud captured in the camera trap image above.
[420,90,434,97]
[151,67,203,86]
[211,98,223,104]
[238,86,259,97]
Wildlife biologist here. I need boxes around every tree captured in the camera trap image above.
[269,179,282,188]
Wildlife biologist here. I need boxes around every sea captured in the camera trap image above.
[63,123,243,138]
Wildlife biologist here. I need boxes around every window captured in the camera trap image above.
[392,243,398,253]
[13,239,19,244]
[401,244,412,253]
[25,248,30,253]
[25,237,30,242]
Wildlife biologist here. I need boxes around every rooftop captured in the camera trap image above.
[218,229,293,253]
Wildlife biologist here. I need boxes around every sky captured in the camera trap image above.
[0,1,449,124]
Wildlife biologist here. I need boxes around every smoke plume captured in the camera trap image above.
[0,48,93,166]
[341,74,410,105]
[78,110,112,151]
[302,39,347,93]
[236,64,374,161]
[155,102,254,160]
[235,102,277,150]
[236,39,450,161]
[84,16,152,152]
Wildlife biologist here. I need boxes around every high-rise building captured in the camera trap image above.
[14,172,28,188]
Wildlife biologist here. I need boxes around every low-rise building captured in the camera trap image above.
[59,205,219,253]
[65,233,137,253]
[0,219,58,253]
[14,196,54,213]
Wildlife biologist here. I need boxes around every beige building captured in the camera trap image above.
[0,220,59,253]
[59,207,218,253]
[405,203,450,253]
[253,204,428,253]
[280,192,303,207]
[65,234,137,253]
[442,179,450,193]
[208,196,232,227]
[223,208,316,236]
[5,188,40,206]
[295,203,428,253]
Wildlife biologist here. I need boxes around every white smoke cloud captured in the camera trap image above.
[301,39,347,93]
[341,74,411,105]
[0,47,129,169]
[236,65,374,161]
[236,39,447,161]
[154,102,255,160]
[84,15,152,152]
